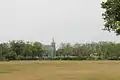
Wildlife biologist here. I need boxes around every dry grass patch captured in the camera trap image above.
[0,61,120,80]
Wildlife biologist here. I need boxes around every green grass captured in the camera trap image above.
[0,61,120,80]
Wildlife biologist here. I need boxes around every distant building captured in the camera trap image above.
[51,38,56,57]
[42,38,56,57]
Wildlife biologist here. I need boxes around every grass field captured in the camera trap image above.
[0,61,120,80]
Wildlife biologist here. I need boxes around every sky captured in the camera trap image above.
[0,0,120,45]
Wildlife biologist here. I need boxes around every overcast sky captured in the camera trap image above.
[0,0,120,45]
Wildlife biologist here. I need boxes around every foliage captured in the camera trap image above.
[0,40,44,60]
[0,40,120,60]
[101,0,120,35]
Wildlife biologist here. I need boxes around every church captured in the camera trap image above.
[42,38,56,57]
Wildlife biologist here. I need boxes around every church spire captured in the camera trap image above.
[51,38,56,57]
[52,37,55,43]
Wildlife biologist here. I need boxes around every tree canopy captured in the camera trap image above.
[0,40,120,60]
[101,0,120,35]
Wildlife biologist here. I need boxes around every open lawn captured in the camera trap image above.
[0,61,120,80]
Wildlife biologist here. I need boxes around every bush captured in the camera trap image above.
[41,56,88,60]
[0,57,6,61]
[5,51,17,60]
[16,55,25,60]
[107,56,119,60]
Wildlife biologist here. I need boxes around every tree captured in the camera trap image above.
[101,0,120,35]
[5,51,17,60]
[9,40,25,56]
[31,42,44,58]
[0,43,10,60]
[23,41,33,57]
[73,44,90,57]
[57,43,73,57]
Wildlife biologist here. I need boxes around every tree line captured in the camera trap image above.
[0,40,44,60]
[0,40,120,60]
[57,42,120,60]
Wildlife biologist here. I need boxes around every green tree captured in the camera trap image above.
[9,40,25,56]
[5,51,17,60]
[23,41,33,57]
[31,42,44,58]
[101,0,120,35]
[0,43,10,60]
[57,43,73,57]
[73,44,90,57]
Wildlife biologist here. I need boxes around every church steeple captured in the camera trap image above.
[51,38,55,45]
[51,38,56,57]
